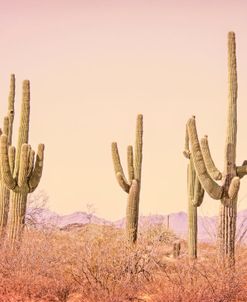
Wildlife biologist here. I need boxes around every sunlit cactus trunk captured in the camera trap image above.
[0,75,15,238]
[188,201,197,258]
[112,114,143,244]
[8,192,27,242]
[218,31,238,263]
[186,32,246,265]
[0,79,44,244]
[0,184,10,237]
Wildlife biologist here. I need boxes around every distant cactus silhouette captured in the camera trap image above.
[173,241,181,258]
[166,215,170,230]
[0,75,15,238]
[183,127,204,259]
[0,80,44,243]
[186,32,246,264]
[112,114,143,244]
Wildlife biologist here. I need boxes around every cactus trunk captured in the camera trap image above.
[188,199,198,258]
[0,183,10,237]
[8,192,27,243]
[126,180,140,243]
[187,159,204,258]
[184,129,204,259]
[217,31,238,264]
[0,75,15,238]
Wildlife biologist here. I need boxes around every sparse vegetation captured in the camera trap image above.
[0,225,246,302]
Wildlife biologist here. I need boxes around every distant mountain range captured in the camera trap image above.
[26,208,247,242]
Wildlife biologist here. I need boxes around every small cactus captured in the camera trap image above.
[173,241,181,258]
[112,114,143,244]
[0,80,44,243]
[166,215,170,230]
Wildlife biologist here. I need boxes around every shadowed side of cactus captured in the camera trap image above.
[183,127,204,259]
[0,75,15,238]
[112,114,143,244]
[186,32,246,265]
[0,80,45,243]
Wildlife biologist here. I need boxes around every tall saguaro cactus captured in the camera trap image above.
[186,32,246,264]
[0,75,15,237]
[112,114,143,244]
[0,80,45,243]
[183,127,205,258]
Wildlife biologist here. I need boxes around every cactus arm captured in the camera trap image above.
[28,144,44,192]
[0,135,16,190]
[3,117,9,137]
[236,166,247,178]
[201,135,222,180]
[228,176,240,200]
[187,117,223,200]
[187,158,204,207]
[8,74,15,145]
[193,176,204,206]
[183,126,191,159]
[27,149,35,177]
[14,80,30,178]
[127,145,134,182]
[18,144,30,187]
[116,172,130,193]
[111,142,130,191]
[126,180,139,243]
[134,114,143,182]
[236,161,247,178]
[8,146,15,175]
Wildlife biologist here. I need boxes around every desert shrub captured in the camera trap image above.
[0,224,246,301]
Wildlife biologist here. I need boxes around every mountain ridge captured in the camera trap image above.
[27,208,247,242]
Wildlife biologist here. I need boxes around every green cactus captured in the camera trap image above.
[186,32,245,264]
[183,127,204,258]
[0,80,44,243]
[112,114,143,244]
[0,75,15,238]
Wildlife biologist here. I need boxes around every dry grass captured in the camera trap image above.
[0,224,246,301]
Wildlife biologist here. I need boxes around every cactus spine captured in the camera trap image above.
[186,32,246,264]
[112,114,143,244]
[183,127,204,258]
[0,75,15,237]
[0,80,44,243]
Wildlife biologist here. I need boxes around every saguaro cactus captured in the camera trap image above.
[112,114,143,244]
[186,32,246,264]
[0,75,15,237]
[0,80,44,243]
[183,127,205,258]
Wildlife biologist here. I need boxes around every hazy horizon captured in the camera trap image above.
[1,0,247,220]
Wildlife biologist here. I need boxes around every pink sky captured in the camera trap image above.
[1,0,247,220]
